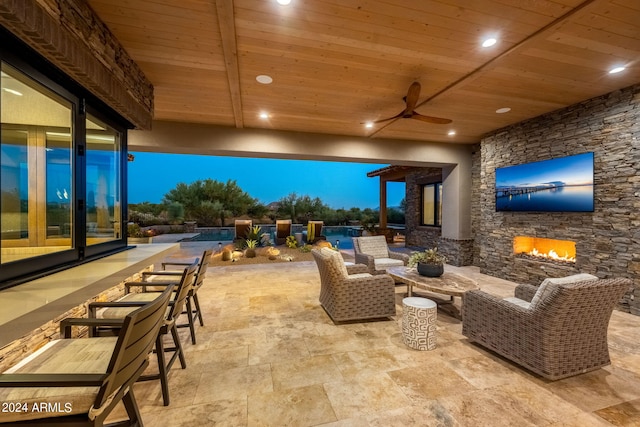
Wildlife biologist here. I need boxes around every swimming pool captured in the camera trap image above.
[183,225,364,249]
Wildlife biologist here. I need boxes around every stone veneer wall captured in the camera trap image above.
[0,266,152,372]
[470,144,482,265]
[405,168,473,266]
[0,0,153,129]
[476,83,640,313]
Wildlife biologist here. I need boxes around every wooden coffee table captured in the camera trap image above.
[386,266,479,319]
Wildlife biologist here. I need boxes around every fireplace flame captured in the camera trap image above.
[514,236,576,264]
[529,247,575,263]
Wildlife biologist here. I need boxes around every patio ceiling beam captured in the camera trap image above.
[216,0,243,128]
[129,121,472,167]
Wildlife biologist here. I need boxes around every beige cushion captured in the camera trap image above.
[348,273,372,279]
[99,292,162,318]
[321,247,348,278]
[356,236,389,259]
[503,297,531,309]
[0,337,118,422]
[531,274,599,310]
[373,258,405,271]
[539,273,598,287]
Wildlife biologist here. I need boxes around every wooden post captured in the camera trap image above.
[379,177,387,229]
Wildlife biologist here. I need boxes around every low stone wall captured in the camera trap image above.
[438,238,474,267]
[0,266,152,373]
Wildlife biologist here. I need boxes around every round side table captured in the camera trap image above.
[402,297,437,351]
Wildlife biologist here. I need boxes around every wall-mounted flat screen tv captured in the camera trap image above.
[495,152,594,212]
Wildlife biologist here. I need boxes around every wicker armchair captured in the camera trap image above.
[352,235,409,274]
[462,277,631,380]
[311,248,396,322]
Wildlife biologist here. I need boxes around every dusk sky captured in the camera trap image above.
[495,153,594,188]
[127,152,405,209]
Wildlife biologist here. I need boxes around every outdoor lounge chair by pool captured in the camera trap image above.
[275,219,292,245]
[0,285,174,426]
[305,220,326,244]
[235,219,252,240]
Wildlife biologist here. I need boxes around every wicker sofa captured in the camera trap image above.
[311,248,396,322]
[462,277,631,380]
[352,235,409,274]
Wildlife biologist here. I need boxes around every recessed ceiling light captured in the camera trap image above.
[276,0,291,5]
[2,88,22,96]
[259,112,270,119]
[482,38,497,48]
[609,66,626,74]
[496,107,511,114]
[256,75,273,84]
[364,122,374,129]
[447,130,456,136]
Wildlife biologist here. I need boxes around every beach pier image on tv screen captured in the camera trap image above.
[495,152,594,212]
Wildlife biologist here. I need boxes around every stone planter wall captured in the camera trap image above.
[475,83,640,312]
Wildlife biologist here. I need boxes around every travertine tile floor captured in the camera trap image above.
[108,246,640,426]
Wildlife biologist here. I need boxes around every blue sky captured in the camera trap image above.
[127,153,405,209]
[495,153,594,188]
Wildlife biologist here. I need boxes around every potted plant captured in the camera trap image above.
[127,223,154,244]
[245,239,258,258]
[408,247,447,277]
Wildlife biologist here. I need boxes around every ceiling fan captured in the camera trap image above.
[368,82,452,125]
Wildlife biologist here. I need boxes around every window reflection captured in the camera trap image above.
[45,131,72,238]
[86,115,121,244]
[422,182,442,226]
[1,64,73,263]
[0,128,28,241]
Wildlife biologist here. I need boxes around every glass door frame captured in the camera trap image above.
[83,104,129,260]
[1,29,130,287]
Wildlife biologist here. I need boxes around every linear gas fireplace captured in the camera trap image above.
[513,236,576,264]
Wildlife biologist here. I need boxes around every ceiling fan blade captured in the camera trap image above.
[411,113,452,124]
[366,111,404,124]
[404,82,421,113]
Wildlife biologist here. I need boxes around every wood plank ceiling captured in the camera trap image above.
[87,0,639,144]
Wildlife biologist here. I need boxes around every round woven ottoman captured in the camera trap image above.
[402,297,437,351]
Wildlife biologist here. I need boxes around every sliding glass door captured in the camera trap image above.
[0,56,128,285]
[86,114,122,246]
[1,64,74,264]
